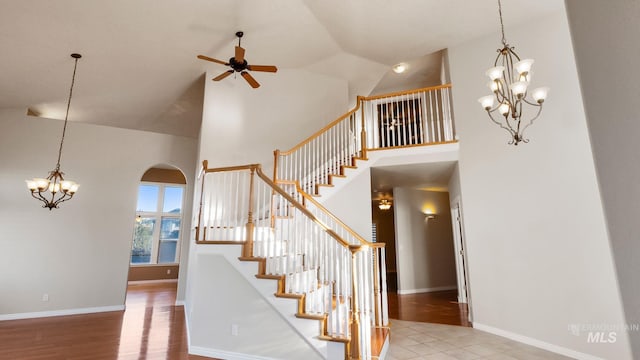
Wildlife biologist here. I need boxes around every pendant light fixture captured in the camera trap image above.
[26,53,82,210]
[478,0,549,145]
[378,199,392,211]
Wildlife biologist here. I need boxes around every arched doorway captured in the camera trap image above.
[128,165,187,282]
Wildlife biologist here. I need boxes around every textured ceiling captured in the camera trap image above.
[0,0,563,138]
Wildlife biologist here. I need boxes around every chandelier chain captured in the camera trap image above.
[498,0,507,46]
[56,55,79,169]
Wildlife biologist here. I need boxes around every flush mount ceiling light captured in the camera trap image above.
[378,199,392,210]
[392,63,408,74]
[26,53,82,210]
[478,0,549,145]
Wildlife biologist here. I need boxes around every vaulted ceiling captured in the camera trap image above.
[0,0,562,138]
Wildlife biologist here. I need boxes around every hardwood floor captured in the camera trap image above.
[1,283,469,359]
[387,290,471,327]
[0,281,214,360]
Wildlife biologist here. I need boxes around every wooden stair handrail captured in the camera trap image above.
[359,83,452,101]
[276,179,385,250]
[277,97,363,156]
[198,161,351,249]
[275,84,453,156]
[254,166,352,249]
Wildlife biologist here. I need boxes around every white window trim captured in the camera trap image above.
[131,181,185,266]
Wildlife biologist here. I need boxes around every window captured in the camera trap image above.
[131,183,184,264]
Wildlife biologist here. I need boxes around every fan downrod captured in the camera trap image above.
[231,30,247,70]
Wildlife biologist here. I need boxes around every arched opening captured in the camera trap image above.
[128,165,187,282]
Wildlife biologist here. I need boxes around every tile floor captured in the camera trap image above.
[386,320,573,360]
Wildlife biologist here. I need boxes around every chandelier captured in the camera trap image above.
[378,199,392,210]
[26,53,82,210]
[478,0,549,145]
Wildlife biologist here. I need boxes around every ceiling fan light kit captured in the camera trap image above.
[197,31,278,88]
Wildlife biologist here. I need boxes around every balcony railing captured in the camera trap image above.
[274,84,456,193]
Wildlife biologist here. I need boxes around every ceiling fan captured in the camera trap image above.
[197,31,278,88]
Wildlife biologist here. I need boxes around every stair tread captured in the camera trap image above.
[295,313,325,320]
[275,292,304,299]
[238,256,265,262]
[317,335,350,343]
[196,240,245,245]
[256,274,284,280]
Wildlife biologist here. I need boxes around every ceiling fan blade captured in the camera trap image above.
[197,55,229,66]
[212,70,234,81]
[247,65,278,73]
[241,71,260,88]
[235,46,245,63]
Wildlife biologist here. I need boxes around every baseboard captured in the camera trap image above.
[183,305,192,351]
[473,322,604,360]
[189,346,276,360]
[397,285,457,295]
[0,305,125,321]
[127,279,178,284]
[183,304,276,360]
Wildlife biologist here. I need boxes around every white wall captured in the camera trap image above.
[198,69,348,176]
[447,163,462,206]
[448,6,631,359]
[565,0,640,356]
[0,110,197,317]
[188,253,323,360]
[393,188,457,294]
[321,168,374,243]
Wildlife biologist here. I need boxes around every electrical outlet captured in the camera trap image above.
[166,269,171,274]
[231,324,239,336]
[42,293,49,302]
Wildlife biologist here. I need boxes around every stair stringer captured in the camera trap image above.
[195,243,346,359]
[314,142,460,202]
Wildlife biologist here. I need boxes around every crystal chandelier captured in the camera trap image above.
[478,0,549,145]
[26,53,82,210]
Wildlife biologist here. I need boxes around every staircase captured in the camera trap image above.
[188,84,456,359]
[274,84,456,197]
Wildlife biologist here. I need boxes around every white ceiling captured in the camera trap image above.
[0,0,563,138]
[371,161,457,198]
